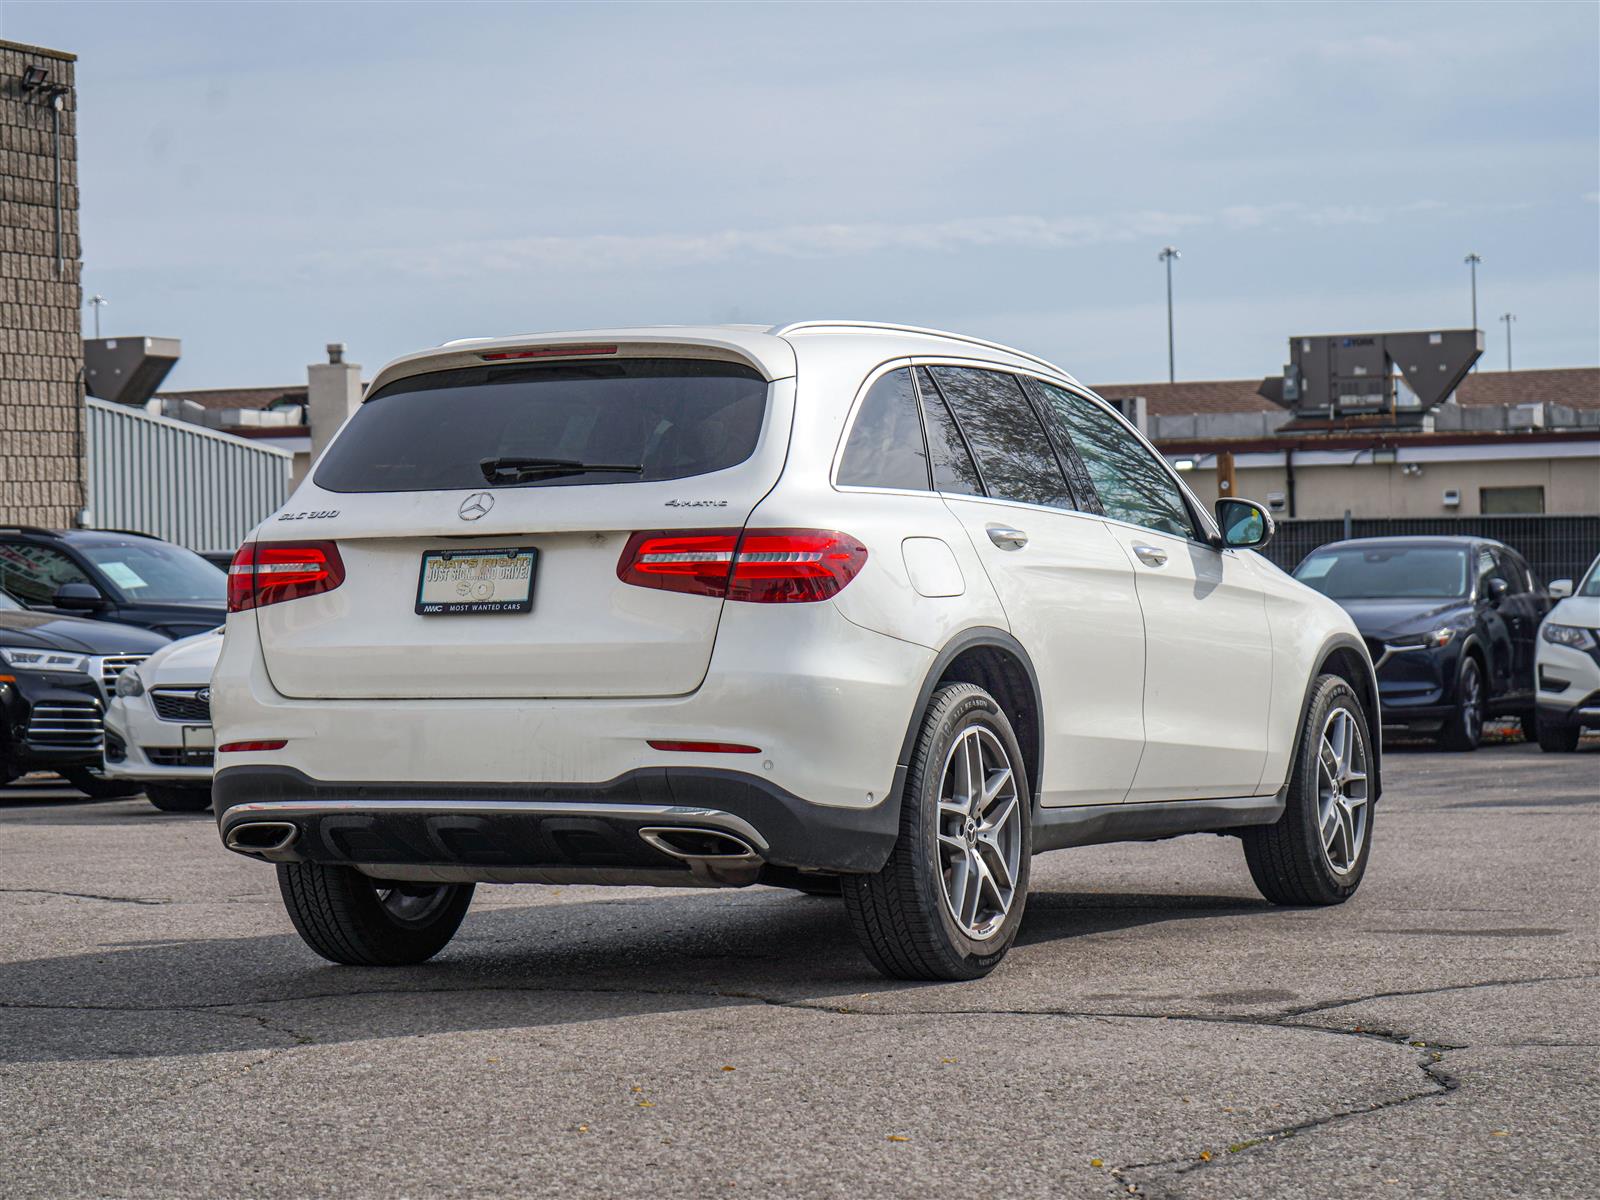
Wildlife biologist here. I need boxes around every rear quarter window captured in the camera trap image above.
[314,358,768,493]
[836,368,930,491]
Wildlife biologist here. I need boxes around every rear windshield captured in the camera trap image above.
[314,358,768,493]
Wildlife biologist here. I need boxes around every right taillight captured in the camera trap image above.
[228,541,346,612]
[617,528,867,603]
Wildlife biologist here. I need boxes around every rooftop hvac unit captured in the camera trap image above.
[1283,329,1482,425]
[83,337,181,407]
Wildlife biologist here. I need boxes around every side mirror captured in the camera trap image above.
[1486,577,1509,604]
[1549,579,1574,599]
[1214,498,1275,550]
[53,581,106,611]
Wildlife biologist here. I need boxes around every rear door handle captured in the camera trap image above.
[986,526,1029,550]
[1132,544,1168,567]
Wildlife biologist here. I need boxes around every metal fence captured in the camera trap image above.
[1261,514,1600,585]
[85,398,293,554]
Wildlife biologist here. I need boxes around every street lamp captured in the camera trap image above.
[1499,312,1516,371]
[1158,245,1180,384]
[1464,253,1482,329]
[87,293,108,339]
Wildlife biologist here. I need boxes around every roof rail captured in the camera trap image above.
[771,320,1074,380]
[0,525,59,538]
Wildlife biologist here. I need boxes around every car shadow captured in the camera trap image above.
[0,887,1270,1066]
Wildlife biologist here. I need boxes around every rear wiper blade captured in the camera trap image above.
[479,456,645,483]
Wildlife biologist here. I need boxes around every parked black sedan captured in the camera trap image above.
[0,527,225,638]
[1293,536,1550,750]
[0,590,170,796]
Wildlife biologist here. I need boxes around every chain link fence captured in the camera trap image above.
[1260,514,1600,586]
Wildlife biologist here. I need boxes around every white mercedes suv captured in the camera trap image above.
[213,322,1380,980]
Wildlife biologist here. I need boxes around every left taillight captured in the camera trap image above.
[228,541,346,612]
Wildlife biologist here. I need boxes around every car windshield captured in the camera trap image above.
[1580,560,1600,598]
[81,543,226,605]
[1295,545,1469,600]
[313,358,769,493]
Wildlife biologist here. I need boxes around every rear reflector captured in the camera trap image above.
[617,528,867,603]
[480,344,618,361]
[228,541,346,612]
[647,740,762,754]
[218,740,288,753]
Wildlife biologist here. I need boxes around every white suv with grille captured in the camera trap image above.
[214,322,1379,980]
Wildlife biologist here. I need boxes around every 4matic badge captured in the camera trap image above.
[665,499,728,508]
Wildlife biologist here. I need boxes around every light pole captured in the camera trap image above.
[1499,312,1516,371]
[87,293,107,339]
[1158,245,1180,384]
[1464,253,1482,329]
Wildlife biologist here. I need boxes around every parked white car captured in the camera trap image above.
[213,322,1379,980]
[1534,556,1600,752]
[105,628,222,811]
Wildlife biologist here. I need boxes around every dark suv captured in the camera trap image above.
[0,528,226,639]
[0,590,169,795]
[1293,536,1550,749]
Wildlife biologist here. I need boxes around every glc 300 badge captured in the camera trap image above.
[458,492,495,521]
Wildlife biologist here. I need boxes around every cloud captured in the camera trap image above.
[351,201,1455,281]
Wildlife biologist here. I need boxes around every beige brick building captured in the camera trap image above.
[0,38,84,527]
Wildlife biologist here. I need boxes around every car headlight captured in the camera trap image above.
[0,647,91,674]
[114,669,146,698]
[1390,628,1455,649]
[1542,623,1597,651]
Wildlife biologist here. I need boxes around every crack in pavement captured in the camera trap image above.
[3,970,1593,1194]
[0,887,168,906]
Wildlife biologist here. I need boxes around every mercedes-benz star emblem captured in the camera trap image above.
[458,492,494,521]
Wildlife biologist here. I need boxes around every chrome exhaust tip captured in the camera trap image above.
[224,821,299,857]
[639,826,760,862]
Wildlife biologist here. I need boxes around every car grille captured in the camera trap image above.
[25,700,104,750]
[151,689,211,723]
[145,747,214,768]
[95,655,148,699]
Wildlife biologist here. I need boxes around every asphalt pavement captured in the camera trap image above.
[1,737,1595,1199]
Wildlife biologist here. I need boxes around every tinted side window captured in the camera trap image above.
[913,368,983,497]
[929,367,1072,509]
[1493,547,1531,594]
[1030,380,1197,539]
[0,542,92,605]
[837,368,930,490]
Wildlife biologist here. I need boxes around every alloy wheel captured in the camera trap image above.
[1460,665,1483,743]
[1316,706,1370,876]
[936,725,1023,940]
[374,882,456,927]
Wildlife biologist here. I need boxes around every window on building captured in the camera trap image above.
[1479,486,1545,515]
[836,368,930,491]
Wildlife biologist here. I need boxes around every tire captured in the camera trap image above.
[842,683,1031,981]
[1242,674,1375,906]
[145,784,213,813]
[59,767,144,800]
[1437,656,1484,751]
[1537,718,1582,753]
[277,862,474,966]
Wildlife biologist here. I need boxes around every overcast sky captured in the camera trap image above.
[6,1,1597,390]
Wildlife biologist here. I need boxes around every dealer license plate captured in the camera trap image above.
[415,547,537,615]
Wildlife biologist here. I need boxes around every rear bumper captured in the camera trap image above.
[214,765,899,881]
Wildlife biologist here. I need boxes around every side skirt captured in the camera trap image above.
[1032,793,1286,854]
